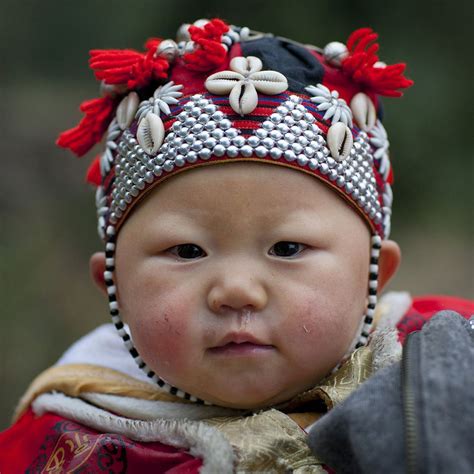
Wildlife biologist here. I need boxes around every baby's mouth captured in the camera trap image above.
[208,332,275,356]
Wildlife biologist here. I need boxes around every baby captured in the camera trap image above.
[1,19,472,473]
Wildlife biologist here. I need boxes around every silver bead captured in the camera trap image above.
[269,130,282,140]
[277,139,289,151]
[304,146,315,157]
[290,95,300,103]
[284,150,296,162]
[277,123,290,133]
[329,169,337,181]
[269,147,282,159]
[283,116,295,126]
[232,136,246,147]
[178,111,188,122]
[156,39,179,61]
[198,114,210,124]
[323,41,349,67]
[291,143,303,154]
[291,109,303,120]
[199,148,212,160]
[262,121,274,131]
[184,117,196,127]
[256,129,268,139]
[213,144,225,157]
[186,151,198,163]
[197,131,210,141]
[297,155,309,166]
[177,127,190,137]
[220,119,231,130]
[172,136,183,147]
[247,135,260,147]
[240,145,253,157]
[183,102,193,111]
[163,160,174,172]
[212,111,224,122]
[145,171,154,183]
[270,113,282,124]
[219,137,231,147]
[204,104,217,114]
[225,128,239,138]
[345,182,354,193]
[191,124,204,133]
[284,133,296,143]
[226,145,239,158]
[262,137,274,149]
[297,136,309,147]
[290,125,302,136]
[320,163,329,175]
[309,158,319,170]
[204,121,217,131]
[336,175,345,187]
[191,140,203,152]
[276,106,289,115]
[204,137,217,149]
[212,129,224,139]
[191,107,201,117]
[327,157,337,168]
[255,146,267,157]
[197,98,208,107]
[175,156,186,167]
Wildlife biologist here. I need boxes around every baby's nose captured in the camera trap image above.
[207,274,268,314]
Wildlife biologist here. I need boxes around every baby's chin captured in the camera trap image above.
[187,378,323,410]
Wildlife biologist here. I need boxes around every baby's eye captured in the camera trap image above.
[269,241,306,258]
[169,244,206,260]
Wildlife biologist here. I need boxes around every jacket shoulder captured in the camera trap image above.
[0,408,202,473]
[397,294,474,344]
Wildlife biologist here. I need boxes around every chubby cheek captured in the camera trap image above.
[122,290,199,377]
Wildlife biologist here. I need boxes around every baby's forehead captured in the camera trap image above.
[125,162,366,232]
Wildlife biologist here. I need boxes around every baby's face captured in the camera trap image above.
[115,163,371,408]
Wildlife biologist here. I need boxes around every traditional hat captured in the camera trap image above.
[58,19,413,403]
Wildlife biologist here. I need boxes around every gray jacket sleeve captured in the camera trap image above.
[307,311,474,474]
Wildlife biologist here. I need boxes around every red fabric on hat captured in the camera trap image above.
[86,154,102,186]
[56,96,117,157]
[397,295,474,344]
[0,408,202,473]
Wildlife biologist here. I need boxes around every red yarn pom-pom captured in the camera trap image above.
[86,154,102,186]
[56,96,117,157]
[342,28,414,97]
[183,18,230,72]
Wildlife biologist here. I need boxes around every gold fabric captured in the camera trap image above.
[17,345,374,472]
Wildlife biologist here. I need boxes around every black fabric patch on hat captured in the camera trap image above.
[241,37,324,94]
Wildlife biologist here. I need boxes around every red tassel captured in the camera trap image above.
[56,96,116,157]
[86,154,102,186]
[342,28,414,97]
[183,18,230,72]
[89,38,169,89]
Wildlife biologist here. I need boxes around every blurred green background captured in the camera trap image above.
[1,0,472,428]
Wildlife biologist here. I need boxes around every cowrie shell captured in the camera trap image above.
[137,112,165,155]
[116,92,139,130]
[229,81,258,115]
[250,71,288,95]
[230,56,262,75]
[327,122,353,161]
[350,93,376,132]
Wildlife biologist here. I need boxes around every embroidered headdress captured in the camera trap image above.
[58,19,413,403]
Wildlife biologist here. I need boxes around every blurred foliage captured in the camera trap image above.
[0,0,472,428]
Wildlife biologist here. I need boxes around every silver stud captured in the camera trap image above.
[191,124,204,133]
[175,156,186,167]
[297,155,309,166]
[304,146,316,157]
[220,119,231,130]
[199,148,212,160]
[183,102,193,112]
[212,129,224,139]
[284,150,296,162]
[255,146,267,157]
[205,121,217,131]
[213,144,225,157]
[291,109,303,120]
[186,151,198,163]
[277,139,289,151]
[276,106,289,115]
[256,129,268,139]
[204,104,217,114]
[277,123,290,133]
[177,127,190,137]
[262,137,274,149]
[320,163,329,174]
[212,111,224,121]
[309,159,319,170]
[297,136,309,147]
[190,107,201,117]
[270,113,282,124]
[163,160,174,172]
[197,131,210,141]
[270,147,282,159]
[204,137,217,149]
[232,136,246,147]
[247,136,260,147]
[240,145,253,157]
[219,137,231,147]
[198,114,210,124]
[226,145,239,158]
[226,128,239,138]
[285,133,296,144]
[262,121,274,131]
[191,140,203,152]
[283,116,295,126]
[184,117,196,128]
[269,130,282,140]
[178,111,188,121]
